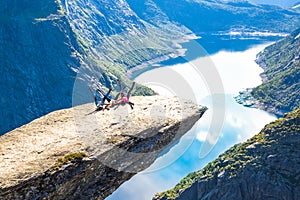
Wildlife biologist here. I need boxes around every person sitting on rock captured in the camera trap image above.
[86,86,112,115]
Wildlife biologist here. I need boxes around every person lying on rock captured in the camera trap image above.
[111,81,135,110]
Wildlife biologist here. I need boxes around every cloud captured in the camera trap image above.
[237,134,242,141]
[196,130,222,145]
[196,131,209,142]
[226,113,243,128]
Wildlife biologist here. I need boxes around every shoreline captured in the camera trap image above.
[234,89,283,117]
[126,34,200,79]
[234,55,284,117]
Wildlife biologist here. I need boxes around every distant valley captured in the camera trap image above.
[1,0,300,134]
[1,1,300,200]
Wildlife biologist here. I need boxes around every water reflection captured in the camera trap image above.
[106,94,276,200]
[106,39,278,200]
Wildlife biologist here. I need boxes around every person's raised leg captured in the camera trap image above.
[127,82,135,99]
[115,79,125,100]
[129,101,134,109]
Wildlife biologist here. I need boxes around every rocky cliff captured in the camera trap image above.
[154,107,300,200]
[0,0,81,134]
[2,0,300,135]
[0,0,186,135]
[236,28,300,116]
[251,28,300,115]
[0,96,207,200]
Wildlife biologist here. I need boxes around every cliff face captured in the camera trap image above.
[251,28,300,116]
[0,0,81,134]
[154,107,300,200]
[0,0,184,135]
[0,96,207,200]
[236,28,300,116]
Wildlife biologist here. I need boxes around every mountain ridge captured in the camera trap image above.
[147,0,300,34]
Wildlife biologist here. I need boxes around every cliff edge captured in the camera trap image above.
[0,96,206,200]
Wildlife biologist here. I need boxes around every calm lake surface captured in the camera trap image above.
[106,35,278,200]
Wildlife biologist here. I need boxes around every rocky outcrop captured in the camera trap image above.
[0,96,207,200]
[155,107,300,200]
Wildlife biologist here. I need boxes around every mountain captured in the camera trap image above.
[235,28,300,116]
[251,28,300,115]
[0,96,207,199]
[140,0,300,34]
[126,0,193,36]
[63,0,189,70]
[0,0,185,135]
[154,106,300,200]
[0,0,80,134]
[1,0,300,135]
[249,0,300,8]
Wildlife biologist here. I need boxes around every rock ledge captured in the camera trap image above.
[0,96,206,200]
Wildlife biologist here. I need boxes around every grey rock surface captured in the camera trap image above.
[0,96,206,200]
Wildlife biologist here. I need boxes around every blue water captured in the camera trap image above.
[106,36,279,200]
[160,34,282,66]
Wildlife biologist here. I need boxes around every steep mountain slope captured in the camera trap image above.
[0,0,184,135]
[148,0,300,34]
[126,0,193,36]
[1,0,300,135]
[250,28,300,116]
[154,107,300,200]
[0,0,81,134]
[63,0,184,72]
